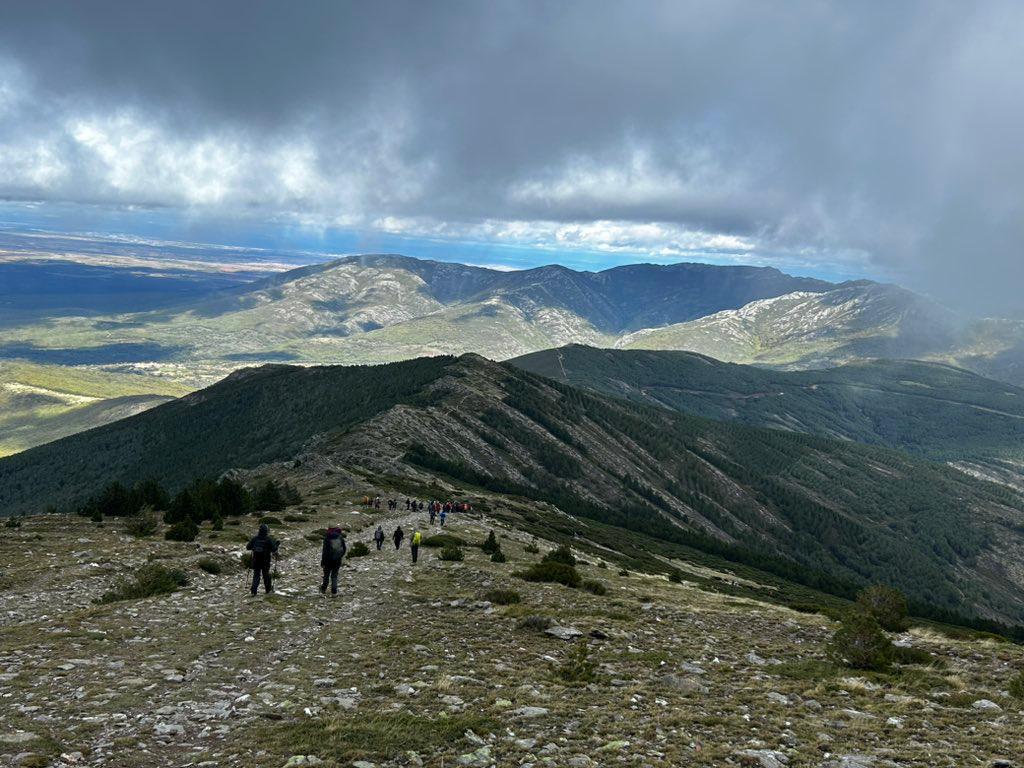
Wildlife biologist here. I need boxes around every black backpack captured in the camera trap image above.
[326,536,345,563]
[250,537,269,555]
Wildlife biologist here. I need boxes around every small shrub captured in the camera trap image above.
[490,550,507,563]
[211,514,224,531]
[438,545,465,562]
[829,611,894,671]
[422,534,466,548]
[524,542,540,554]
[97,564,188,604]
[240,552,253,570]
[348,541,370,557]
[893,645,940,667]
[481,531,501,554]
[284,514,308,523]
[125,505,159,537]
[517,561,582,588]
[484,588,521,605]
[582,579,607,596]
[3,515,23,529]
[1009,670,1024,700]
[258,516,282,526]
[197,557,224,575]
[517,615,553,632]
[668,569,683,584]
[556,641,598,684]
[165,520,199,542]
[618,569,629,577]
[542,545,576,567]
[856,584,908,632]
[90,510,103,523]
[597,561,607,569]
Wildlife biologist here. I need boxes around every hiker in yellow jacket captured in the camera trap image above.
[410,530,422,564]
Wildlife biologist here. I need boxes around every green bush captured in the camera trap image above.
[484,588,521,605]
[892,645,940,667]
[490,550,507,563]
[3,516,23,529]
[582,579,607,596]
[668,569,683,584]
[542,545,576,567]
[240,552,253,570]
[517,615,552,632]
[481,531,501,554]
[438,545,465,562]
[556,641,598,684]
[258,516,282,526]
[97,564,188,604]
[422,534,466,548]
[211,514,224,531]
[197,557,224,575]
[284,514,308,522]
[857,584,908,632]
[524,542,540,554]
[255,480,286,512]
[597,561,607,569]
[829,611,895,671]
[165,520,199,542]
[348,541,370,557]
[125,505,159,537]
[618,569,629,577]
[517,561,582,588]
[1009,670,1024,700]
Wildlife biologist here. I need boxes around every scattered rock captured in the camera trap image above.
[545,625,583,640]
[973,699,1002,711]
[736,748,789,768]
[510,706,549,718]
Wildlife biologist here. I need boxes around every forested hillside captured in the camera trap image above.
[511,345,1024,466]
[3,353,1024,625]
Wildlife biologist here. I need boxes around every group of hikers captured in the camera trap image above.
[362,496,471,526]
[245,496,470,596]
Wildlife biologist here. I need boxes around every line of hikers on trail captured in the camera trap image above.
[246,511,448,596]
[361,496,471,527]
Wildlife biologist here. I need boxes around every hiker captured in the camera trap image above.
[374,496,381,510]
[405,498,411,511]
[374,525,385,551]
[429,506,436,525]
[320,527,346,596]
[439,508,447,527]
[393,526,404,549]
[410,529,421,563]
[246,523,280,595]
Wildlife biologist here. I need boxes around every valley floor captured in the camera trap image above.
[0,495,1021,768]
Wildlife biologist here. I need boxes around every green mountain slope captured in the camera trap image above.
[0,361,188,456]
[510,345,1024,467]
[3,354,1024,625]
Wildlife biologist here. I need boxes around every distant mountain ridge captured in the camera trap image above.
[511,344,1024,480]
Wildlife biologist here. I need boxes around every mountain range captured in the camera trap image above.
[5,251,1024,454]
[3,353,1024,628]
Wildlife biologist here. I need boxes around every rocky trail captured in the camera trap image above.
[1,494,1023,768]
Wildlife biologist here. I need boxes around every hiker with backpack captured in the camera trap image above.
[429,506,436,526]
[374,525,385,551]
[439,508,447,527]
[410,529,422,563]
[246,523,280,596]
[393,526,404,549]
[320,527,347,596]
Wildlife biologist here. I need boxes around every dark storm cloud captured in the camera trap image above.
[0,0,1022,310]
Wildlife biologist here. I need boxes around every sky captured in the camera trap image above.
[0,1,1022,309]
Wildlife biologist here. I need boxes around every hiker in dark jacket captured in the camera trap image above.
[429,506,436,525]
[373,525,385,550]
[320,527,346,596]
[246,523,280,595]
[393,526,404,549]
